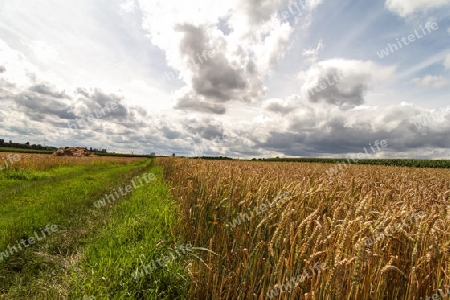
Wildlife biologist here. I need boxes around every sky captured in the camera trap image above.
[0,0,449,158]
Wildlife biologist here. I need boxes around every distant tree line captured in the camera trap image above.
[89,147,107,153]
[191,156,233,160]
[0,139,57,151]
[0,139,109,154]
[254,157,450,168]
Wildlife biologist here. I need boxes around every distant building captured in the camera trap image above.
[150,152,155,156]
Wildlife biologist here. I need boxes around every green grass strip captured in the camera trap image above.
[67,165,189,299]
[0,159,154,297]
[0,160,150,252]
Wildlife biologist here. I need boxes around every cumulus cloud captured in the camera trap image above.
[176,24,246,101]
[385,0,450,17]
[263,98,297,115]
[29,84,67,99]
[255,102,450,158]
[8,81,137,126]
[138,0,317,114]
[1,0,448,159]
[237,0,290,26]
[299,59,396,108]
[3,60,449,158]
[0,78,72,123]
[73,88,130,120]
[412,75,450,89]
[185,119,225,139]
[0,60,152,150]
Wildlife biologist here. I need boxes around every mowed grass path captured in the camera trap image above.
[0,158,188,299]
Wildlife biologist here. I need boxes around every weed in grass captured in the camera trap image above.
[2,168,42,180]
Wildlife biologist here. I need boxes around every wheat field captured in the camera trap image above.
[158,158,450,299]
[0,152,143,171]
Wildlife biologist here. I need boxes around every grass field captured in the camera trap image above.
[0,154,189,299]
[1,155,449,299]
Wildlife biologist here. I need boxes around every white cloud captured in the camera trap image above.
[302,40,323,65]
[412,75,450,89]
[138,0,313,114]
[0,39,47,88]
[0,0,448,158]
[385,0,450,17]
[119,0,136,14]
[259,98,450,158]
[445,54,450,69]
[299,59,396,107]
[29,40,60,64]
[307,0,324,10]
